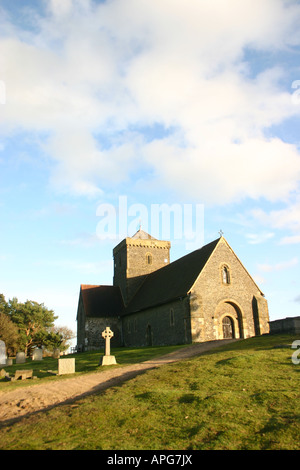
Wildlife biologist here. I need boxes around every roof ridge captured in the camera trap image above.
[131,228,157,240]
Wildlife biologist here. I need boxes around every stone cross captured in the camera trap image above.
[99,327,117,366]
[102,327,114,357]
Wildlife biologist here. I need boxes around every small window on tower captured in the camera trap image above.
[146,253,153,265]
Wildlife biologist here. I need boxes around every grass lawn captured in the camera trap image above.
[0,334,299,450]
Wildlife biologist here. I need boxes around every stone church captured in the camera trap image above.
[76,230,269,350]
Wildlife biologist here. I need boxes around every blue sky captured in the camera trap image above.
[0,0,300,343]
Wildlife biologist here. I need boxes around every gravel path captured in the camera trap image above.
[0,340,236,424]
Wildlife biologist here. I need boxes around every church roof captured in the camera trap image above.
[131,229,157,240]
[125,238,220,314]
[80,285,124,317]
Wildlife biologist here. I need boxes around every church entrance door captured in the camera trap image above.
[146,325,153,346]
[222,316,234,339]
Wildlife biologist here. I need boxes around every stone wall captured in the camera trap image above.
[122,297,191,347]
[85,316,122,349]
[269,316,300,334]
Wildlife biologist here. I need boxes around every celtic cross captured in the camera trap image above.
[102,327,114,356]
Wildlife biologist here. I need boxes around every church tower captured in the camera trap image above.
[113,229,171,306]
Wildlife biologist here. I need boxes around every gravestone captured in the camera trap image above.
[32,348,43,361]
[5,369,37,381]
[6,358,13,366]
[58,358,75,375]
[16,352,26,364]
[99,327,117,366]
[0,340,6,365]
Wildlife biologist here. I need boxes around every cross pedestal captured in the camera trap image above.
[99,327,117,366]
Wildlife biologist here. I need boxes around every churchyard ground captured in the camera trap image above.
[0,334,299,450]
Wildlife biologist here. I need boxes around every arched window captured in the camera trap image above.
[222,265,231,285]
[146,253,153,265]
[170,308,175,327]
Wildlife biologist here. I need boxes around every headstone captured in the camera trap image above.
[5,369,37,381]
[99,327,117,366]
[16,352,26,364]
[32,348,43,361]
[58,358,75,375]
[14,370,33,380]
[0,340,6,365]
[6,358,13,366]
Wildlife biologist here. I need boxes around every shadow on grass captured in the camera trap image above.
[0,365,156,429]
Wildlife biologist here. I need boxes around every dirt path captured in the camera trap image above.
[0,340,235,424]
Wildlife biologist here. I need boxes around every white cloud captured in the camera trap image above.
[251,196,300,243]
[48,0,74,18]
[280,235,300,245]
[1,0,300,202]
[258,257,298,272]
[246,232,275,245]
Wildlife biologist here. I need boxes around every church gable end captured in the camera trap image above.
[189,237,269,342]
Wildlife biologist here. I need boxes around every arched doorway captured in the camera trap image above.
[222,316,235,339]
[214,300,245,340]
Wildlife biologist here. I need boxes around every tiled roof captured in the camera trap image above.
[80,285,124,317]
[125,238,220,314]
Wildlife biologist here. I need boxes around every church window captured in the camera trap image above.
[221,265,231,285]
[170,308,175,326]
[146,253,153,265]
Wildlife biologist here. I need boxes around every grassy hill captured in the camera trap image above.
[0,334,299,450]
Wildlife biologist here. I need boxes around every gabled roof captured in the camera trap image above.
[80,285,124,318]
[125,238,220,314]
